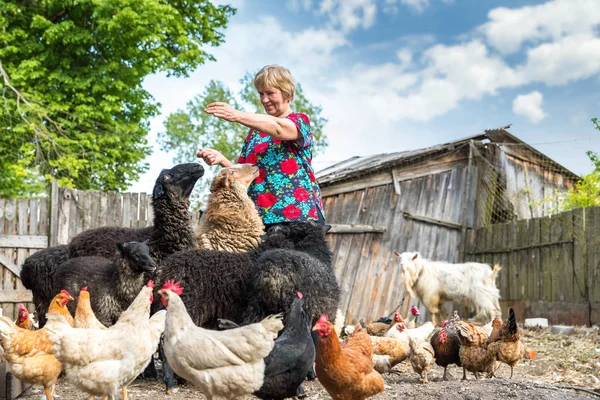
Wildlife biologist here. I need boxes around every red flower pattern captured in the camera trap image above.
[255,168,267,184]
[282,204,302,219]
[256,193,277,208]
[245,153,257,165]
[294,187,310,202]
[253,142,269,154]
[308,208,318,219]
[281,158,299,174]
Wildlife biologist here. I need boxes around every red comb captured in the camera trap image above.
[297,292,303,299]
[60,289,72,297]
[317,314,328,322]
[147,280,155,288]
[81,287,88,292]
[161,280,184,295]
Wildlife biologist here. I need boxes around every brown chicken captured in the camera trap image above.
[363,310,403,337]
[408,337,436,383]
[456,320,495,380]
[49,289,75,328]
[313,314,385,400]
[370,335,410,375]
[487,316,503,343]
[74,287,107,330]
[15,303,37,330]
[430,319,461,381]
[0,290,74,400]
[488,308,528,378]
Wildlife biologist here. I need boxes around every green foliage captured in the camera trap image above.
[157,71,328,207]
[0,0,235,198]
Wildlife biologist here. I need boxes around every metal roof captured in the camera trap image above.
[316,127,578,185]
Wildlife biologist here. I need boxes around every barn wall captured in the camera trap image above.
[323,160,474,324]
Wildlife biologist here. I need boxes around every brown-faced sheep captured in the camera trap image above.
[195,163,264,252]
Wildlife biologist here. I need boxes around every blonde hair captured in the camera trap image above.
[254,65,296,101]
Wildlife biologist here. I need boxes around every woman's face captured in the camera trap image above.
[258,86,290,117]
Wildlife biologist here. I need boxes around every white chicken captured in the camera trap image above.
[158,280,284,400]
[386,321,435,345]
[46,281,166,400]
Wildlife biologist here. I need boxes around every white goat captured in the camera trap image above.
[394,251,502,326]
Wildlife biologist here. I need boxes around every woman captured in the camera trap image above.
[198,65,325,229]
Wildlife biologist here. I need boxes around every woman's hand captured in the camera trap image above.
[197,148,231,167]
[204,102,240,122]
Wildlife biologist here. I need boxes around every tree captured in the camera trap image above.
[157,72,328,207]
[0,0,235,197]
[549,118,600,212]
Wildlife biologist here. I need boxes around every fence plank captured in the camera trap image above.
[516,219,528,299]
[98,191,108,227]
[3,198,17,319]
[529,218,541,300]
[572,208,587,304]
[561,211,574,303]
[57,188,72,245]
[39,198,48,240]
[0,290,33,303]
[589,207,600,305]
[540,215,552,301]
[122,193,132,228]
[0,235,48,249]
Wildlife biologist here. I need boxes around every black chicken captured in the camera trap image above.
[430,318,462,381]
[254,292,316,400]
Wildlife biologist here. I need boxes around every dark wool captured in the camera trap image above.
[243,222,341,325]
[21,163,203,327]
[53,241,156,326]
[19,245,69,326]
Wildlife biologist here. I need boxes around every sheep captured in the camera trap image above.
[242,222,341,325]
[153,221,339,393]
[395,251,502,326]
[69,162,204,261]
[52,241,157,326]
[20,163,203,326]
[195,163,264,252]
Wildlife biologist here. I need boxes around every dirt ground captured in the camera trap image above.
[18,326,600,400]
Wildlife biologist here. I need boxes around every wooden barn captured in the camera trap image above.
[318,127,582,325]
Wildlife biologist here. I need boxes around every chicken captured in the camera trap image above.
[313,314,384,400]
[487,316,503,343]
[254,292,315,400]
[456,320,495,379]
[370,335,410,375]
[488,308,527,379]
[15,303,38,330]
[430,319,461,381]
[74,287,107,330]
[385,320,435,346]
[363,309,403,336]
[47,281,166,400]
[158,280,283,400]
[405,306,421,329]
[408,337,436,383]
[0,290,74,400]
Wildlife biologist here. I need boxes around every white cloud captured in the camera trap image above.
[520,34,600,86]
[318,0,378,32]
[512,91,546,124]
[400,0,429,14]
[480,0,600,54]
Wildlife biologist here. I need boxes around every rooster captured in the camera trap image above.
[488,308,531,379]
[47,281,166,400]
[430,319,461,381]
[313,314,384,400]
[15,303,38,330]
[0,290,74,400]
[159,280,283,400]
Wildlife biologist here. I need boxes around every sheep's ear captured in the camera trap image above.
[411,252,419,261]
[153,184,164,199]
[210,173,229,192]
[116,242,127,255]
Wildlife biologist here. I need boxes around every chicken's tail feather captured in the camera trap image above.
[261,314,284,335]
[507,308,518,334]
[0,316,15,335]
[361,370,385,397]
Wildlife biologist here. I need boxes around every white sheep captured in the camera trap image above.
[394,251,502,326]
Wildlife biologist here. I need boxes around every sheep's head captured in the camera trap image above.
[153,163,205,201]
[210,163,259,193]
[117,241,157,273]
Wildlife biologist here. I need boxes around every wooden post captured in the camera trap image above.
[460,140,474,262]
[49,181,59,247]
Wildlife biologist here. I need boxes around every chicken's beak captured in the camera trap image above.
[69,296,74,301]
[157,289,163,296]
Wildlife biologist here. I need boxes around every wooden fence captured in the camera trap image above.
[0,182,202,319]
[465,206,600,326]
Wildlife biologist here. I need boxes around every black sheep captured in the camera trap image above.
[153,221,339,393]
[243,222,341,325]
[53,241,157,326]
[20,162,203,326]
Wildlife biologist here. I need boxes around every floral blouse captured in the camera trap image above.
[237,113,325,225]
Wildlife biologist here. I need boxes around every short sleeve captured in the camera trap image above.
[286,113,312,148]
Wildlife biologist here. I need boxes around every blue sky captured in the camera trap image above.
[131,0,600,192]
